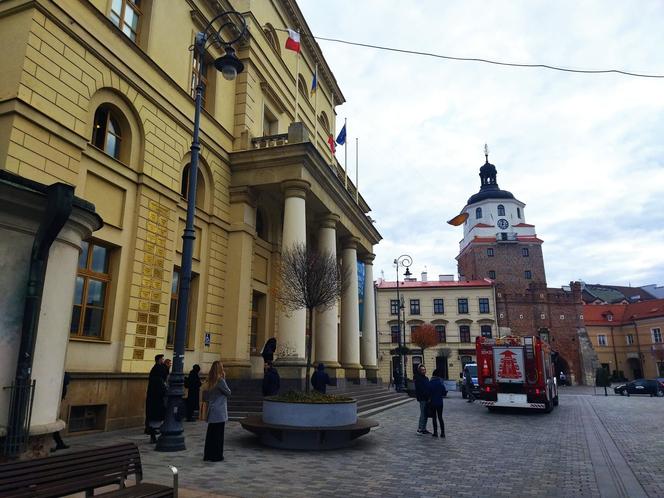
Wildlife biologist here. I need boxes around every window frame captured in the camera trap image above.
[522,247,530,257]
[626,334,634,345]
[653,328,662,343]
[475,207,482,219]
[92,106,122,159]
[109,0,142,43]
[70,240,112,340]
[525,270,532,280]
[487,247,494,257]
[433,298,444,314]
[435,324,446,343]
[457,298,469,314]
[478,298,490,314]
[497,204,505,216]
[488,270,496,280]
[409,299,421,315]
[459,325,471,343]
[480,325,492,338]
[598,334,608,347]
[390,299,400,315]
[390,325,401,344]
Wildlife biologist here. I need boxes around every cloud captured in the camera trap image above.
[298,0,664,288]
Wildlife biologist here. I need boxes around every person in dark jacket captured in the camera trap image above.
[414,364,431,435]
[428,369,447,438]
[185,364,202,421]
[311,363,332,394]
[52,372,71,452]
[262,361,280,397]
[145,354,167,443]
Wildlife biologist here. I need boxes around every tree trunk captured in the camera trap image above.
[305,308,314,393]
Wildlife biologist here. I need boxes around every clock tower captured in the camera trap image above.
[456,153,546,294]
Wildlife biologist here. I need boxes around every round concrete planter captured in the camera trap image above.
[262,399,357,427]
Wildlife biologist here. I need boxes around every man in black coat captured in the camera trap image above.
[185,364,202,421]
[262,361,280,397]
[414,364,431,435]
[145,354,167,443]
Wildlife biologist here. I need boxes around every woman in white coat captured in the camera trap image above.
[202,360,231,461]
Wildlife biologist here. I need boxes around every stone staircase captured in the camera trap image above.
[227,384,413,421]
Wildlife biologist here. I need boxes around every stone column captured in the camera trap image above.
[222,187,256,378]
[276,180,309,373]
[360,253,379,382]
[340,237,363,381]
[314,214,340,368]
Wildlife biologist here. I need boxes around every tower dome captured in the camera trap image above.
[466,153,515,205]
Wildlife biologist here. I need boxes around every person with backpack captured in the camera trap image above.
[428,369,448,438]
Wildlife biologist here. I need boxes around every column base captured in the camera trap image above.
[363,366,380,384]
[342,364,366,385]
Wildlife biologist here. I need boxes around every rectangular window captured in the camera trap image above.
[488,270,496,280]
[433,298,444,314]
[191,53,215,111]
[598,335,607,347]
[110,0,141,42]
[410,299,420,315]
[626,334,634,345]
[390,325,400,344]
[525,270,532,279]
[460,325,471,343]
[478,298,490,313]
[390,299,400,315]
[263,106,278,136]
[522,247,530,257]
[481,325,492,338]
[458,298,469,314]
[487,248,494,257]
[70,241,111,339]
[167,269,196,348]
[653,328,663,343]
[435,325,446,342]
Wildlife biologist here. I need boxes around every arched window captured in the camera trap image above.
[475,207,482,219]
[517,207,521,218]
[319,112,330,133]
[180,164,205,210]
[263,23,280,55]
[497,204,505,216]
[92,106,122,159]
[297,75,308,100]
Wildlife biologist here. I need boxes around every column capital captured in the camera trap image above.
[342,236,360,250]
[361,253,376,265]
[317,213,340,229]
[281,179,311,199]
[229,186,257,206]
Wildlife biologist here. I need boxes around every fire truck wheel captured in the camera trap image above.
[487,407,497,413]
[553,395,559,407]
[543,401,553,413]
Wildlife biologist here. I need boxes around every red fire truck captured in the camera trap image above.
[475,335,559,412]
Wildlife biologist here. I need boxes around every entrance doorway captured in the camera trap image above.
[435,356,449,379]
[392,356,402,387]
[627,358,642,380]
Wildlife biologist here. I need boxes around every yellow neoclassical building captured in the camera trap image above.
[376,274,497,384]
[0,0,381,432]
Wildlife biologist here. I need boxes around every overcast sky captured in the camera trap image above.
[298,0,664,289]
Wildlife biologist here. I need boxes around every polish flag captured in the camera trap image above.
[327,135,336,154]
[285,29,301,53]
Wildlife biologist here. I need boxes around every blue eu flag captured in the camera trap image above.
[336,124,346,146]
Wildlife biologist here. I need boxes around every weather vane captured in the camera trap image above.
[484,143,489,163]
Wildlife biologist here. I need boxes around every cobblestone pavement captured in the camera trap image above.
[71,388,664,497]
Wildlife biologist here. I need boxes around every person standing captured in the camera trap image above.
[428,369,447,438]
[145,354,167,443]
[203,361,231,462]
[464,365,476,403]
[311,363,332,394]
[262,361,280,397]
[185,364,202,422]
[414,364,431,435]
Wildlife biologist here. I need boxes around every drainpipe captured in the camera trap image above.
[610,325,618,377]
[7,183,73,455]
[632,320,644,378]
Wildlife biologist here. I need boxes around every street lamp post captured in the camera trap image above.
[156,11,246,452]
[394,255,412,391]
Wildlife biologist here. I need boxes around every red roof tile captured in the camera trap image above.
[513,223,535,227]
[583,299,664,325]
[472,223,494,228]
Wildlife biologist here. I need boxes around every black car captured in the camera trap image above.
[614,379,664,397]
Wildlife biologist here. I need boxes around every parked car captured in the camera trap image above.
[614,379,664,397]
[460,363,480,399]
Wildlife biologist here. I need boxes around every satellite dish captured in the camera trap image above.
[447,212,469,226]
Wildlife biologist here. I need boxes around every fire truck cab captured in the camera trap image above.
[475,335,559,412]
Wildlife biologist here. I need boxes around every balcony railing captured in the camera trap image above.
[251,133,289,149]
[496,232,518,242]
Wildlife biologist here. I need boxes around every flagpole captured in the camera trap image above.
[313,64,318,149]
[294,51,300,123]
[355,137,359,203]
[344,118,347,188]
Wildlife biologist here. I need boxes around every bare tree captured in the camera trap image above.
[411,324,439,370]
[275,243,346,391]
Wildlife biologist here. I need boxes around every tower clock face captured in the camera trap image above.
[497,219,509,229]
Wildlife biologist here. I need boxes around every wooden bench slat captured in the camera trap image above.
[97,482,174,498]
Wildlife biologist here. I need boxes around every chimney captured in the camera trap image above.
[421,271,428,282]
[439,274,454,282]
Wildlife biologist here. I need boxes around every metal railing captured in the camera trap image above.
[2,380,36,457]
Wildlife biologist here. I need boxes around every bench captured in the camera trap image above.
[0,442,177,497]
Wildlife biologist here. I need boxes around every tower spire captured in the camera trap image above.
[484,143,489,163]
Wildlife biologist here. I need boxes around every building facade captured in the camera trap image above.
[376,274,496,384]
[584,300,664,380]
[0,0,381,433]
[452,154,597,384]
